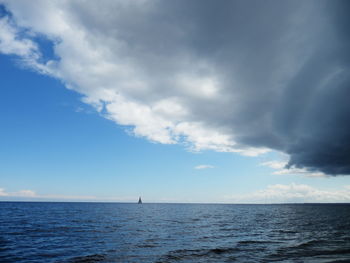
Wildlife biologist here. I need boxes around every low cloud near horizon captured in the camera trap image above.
[0,0,349,175]
[2,184,350,203]
[0,188,36,198]
[226,183,350,204]
[0,188,97,200]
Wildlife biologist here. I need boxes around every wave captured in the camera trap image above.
[67,254,106,263]
[156,247,240,262]
[238,240,282,245]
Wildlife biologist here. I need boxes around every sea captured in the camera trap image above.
[1,202,350,263]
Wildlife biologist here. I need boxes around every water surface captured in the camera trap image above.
[1,202,350,262]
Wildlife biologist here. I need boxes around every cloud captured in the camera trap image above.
[226,183,350,203]
[14,189,37,197]
[0,188,37,197]
[261,161,326,178]
[0,188,8,196]
[1,0,350,175]
[0,187,145,202]
[0,187,97,200]
[0,16,37,57]
[194,164,214,170]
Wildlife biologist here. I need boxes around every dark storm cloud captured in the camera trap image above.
[272,1,350,175]
[166,0,350,175]
[1,0,350,175]
[186,0,350,175]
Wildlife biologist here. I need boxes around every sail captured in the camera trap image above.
[138,197,142,204]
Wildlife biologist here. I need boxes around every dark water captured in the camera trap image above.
[1,202,350,263]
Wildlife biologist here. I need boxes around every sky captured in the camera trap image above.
[0,0,350,203]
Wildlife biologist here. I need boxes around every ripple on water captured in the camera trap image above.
[1,203,350,263]
[67,254,107,263]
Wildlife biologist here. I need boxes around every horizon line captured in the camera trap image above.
[1,200,350,205]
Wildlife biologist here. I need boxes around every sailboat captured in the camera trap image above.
[138,196,142,204]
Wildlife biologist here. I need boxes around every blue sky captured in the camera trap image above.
[1,1,350,203]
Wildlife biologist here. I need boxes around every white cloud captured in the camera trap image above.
[14,189,37,197]
[0,15,56,76]
[0,187,98,200]
[0,188,37,197]
[261,160,327,177]
[226,183,350,203]
[194,164,214,170]
[0,16,38,57]
[0,188,9,196]
[0,187,146,202]
[260,160,286,170]
[0,0,280,157]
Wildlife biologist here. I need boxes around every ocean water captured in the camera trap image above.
[1,202,350,263]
